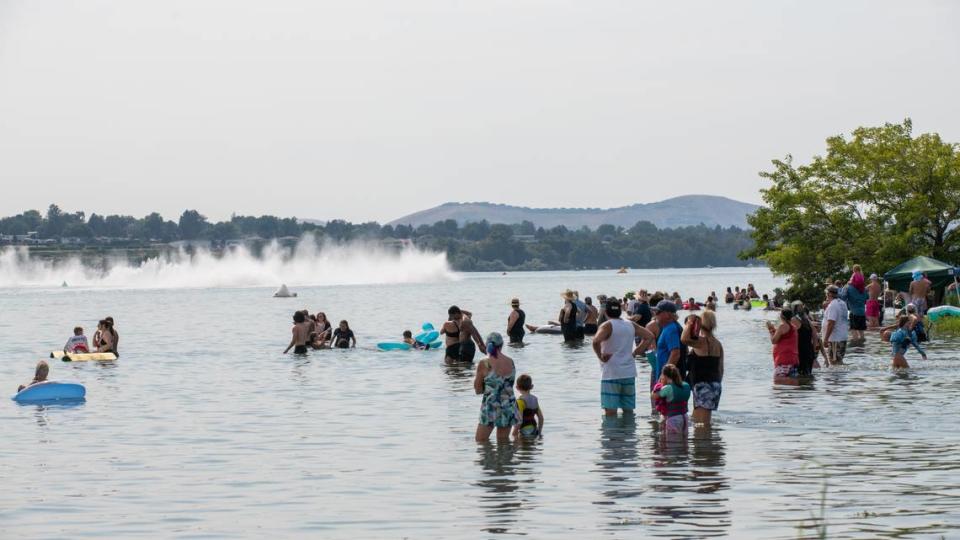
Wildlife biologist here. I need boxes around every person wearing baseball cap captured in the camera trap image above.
[822,286,849,365]
[592,298,655,416]
[507,298,526,344]
[652,300,685,409]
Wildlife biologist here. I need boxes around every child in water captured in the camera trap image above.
[402,330,427,350]
[513,374,544,439]
[18,360,50,392]
[886,315,927,369]
[332,320,356,349]
[64,326,90,353]
[651,364,691,436]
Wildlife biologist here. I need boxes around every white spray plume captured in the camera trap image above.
[0,236,456,289]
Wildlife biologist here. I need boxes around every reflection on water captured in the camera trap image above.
[641,423,731,537]
[475,441,543,535]
[591,415,731,537]
[596,413,640,504]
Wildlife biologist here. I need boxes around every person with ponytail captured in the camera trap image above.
[651,364,691,436]
[474,332,520,442]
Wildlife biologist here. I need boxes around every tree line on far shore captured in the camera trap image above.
[0,205,754,271]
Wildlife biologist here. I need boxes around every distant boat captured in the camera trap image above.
[273,284,297,298]
[61,281,68,287]
[617,267,628,274]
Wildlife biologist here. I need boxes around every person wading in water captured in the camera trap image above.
[592,298,655,416]
[583,297,599,336]
[506,298,526,345]
[443,306,485,364]
[559,290,581,343]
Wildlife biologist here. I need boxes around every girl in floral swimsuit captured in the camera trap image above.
[473,332,520,442]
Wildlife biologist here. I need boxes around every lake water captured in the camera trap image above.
[2,266,958,539]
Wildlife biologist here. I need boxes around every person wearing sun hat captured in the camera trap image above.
[559,289,580,342]
[822,285,849,365]
[506,298,526,344]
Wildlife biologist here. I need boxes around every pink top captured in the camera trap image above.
[773,325,799,366]
[652,382,668,416]
[849,271,866,293]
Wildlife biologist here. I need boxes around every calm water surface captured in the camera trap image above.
[1,268,958,539]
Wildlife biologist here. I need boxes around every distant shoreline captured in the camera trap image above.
[2,244,763,273]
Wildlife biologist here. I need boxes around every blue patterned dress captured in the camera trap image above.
[479,362,521,428]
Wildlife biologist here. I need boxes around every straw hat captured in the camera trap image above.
[561,289,576,300]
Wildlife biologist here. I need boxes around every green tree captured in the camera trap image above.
[744,119,960,305]
[40,204,65,238]
[178,210,209,240]
[142,212,166,240]
[208,221,239,243]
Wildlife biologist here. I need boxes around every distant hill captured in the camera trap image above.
[388,195,760,230]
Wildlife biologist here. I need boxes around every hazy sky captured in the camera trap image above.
[1,1,957,223]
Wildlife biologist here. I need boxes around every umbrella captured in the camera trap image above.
[883,256,957,292]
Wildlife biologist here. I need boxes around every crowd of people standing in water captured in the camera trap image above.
[271,265,939,443]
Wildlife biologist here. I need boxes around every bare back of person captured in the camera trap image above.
[294,323,310,346]
[868,280,882,300]
[459,318,475,344]
[910,279,931,301]
[585,305,599,325]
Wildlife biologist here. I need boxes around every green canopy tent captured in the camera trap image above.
[883,256,959,305]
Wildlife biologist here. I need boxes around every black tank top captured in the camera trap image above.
[562,303,578,330]
[688,349,721,384]
[798,322,815,361]
[509,309,526,336]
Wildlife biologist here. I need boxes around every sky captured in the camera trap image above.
[0,0,958,224]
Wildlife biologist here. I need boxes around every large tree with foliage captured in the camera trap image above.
[744,119,960,304]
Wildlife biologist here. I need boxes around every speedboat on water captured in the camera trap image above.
[273,284,297,298]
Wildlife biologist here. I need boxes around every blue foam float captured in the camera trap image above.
[414,330,440,344]
[377,341,442,352]
[12,382,86,403]
[928,305,960,322]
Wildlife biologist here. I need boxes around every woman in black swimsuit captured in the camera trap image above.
[559,291,579,342]
[97,318,119,356]
[332,320,356,348]
[313,312,332,348]
[443,306,484,364]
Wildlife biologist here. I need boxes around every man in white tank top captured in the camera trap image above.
[592,299,656,416]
